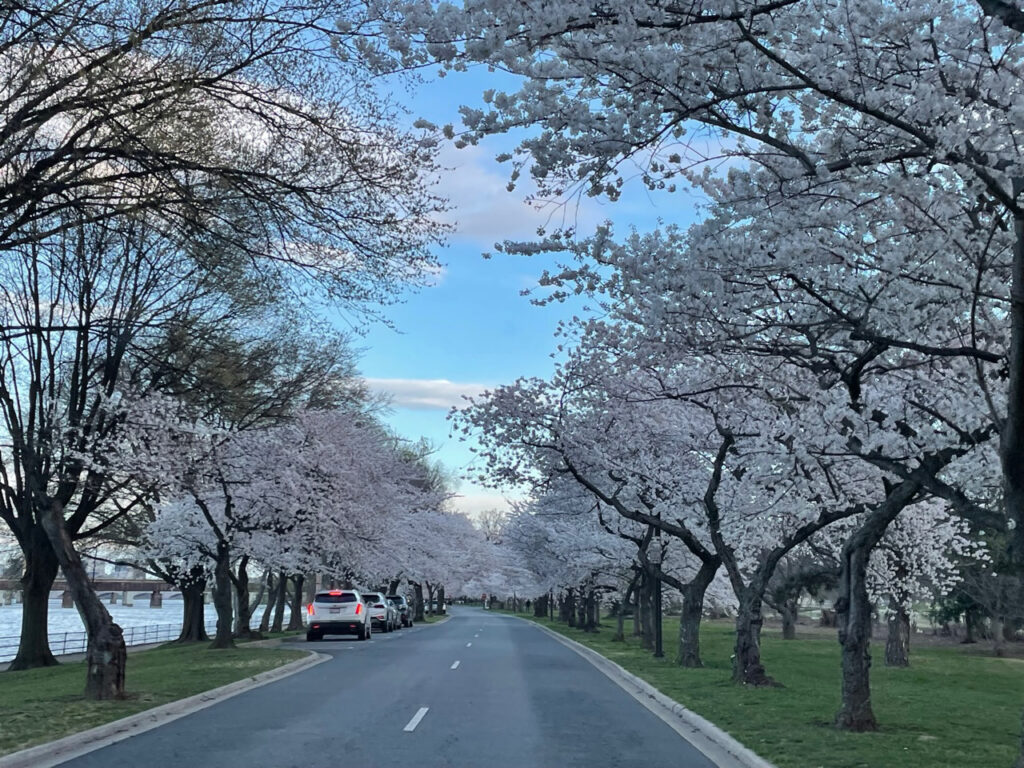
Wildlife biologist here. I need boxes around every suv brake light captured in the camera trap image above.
[355,603,362,615]
[307,603,314,615]
[375,603,385,608]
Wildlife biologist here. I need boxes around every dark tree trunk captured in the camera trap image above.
[286,574,305,631]
[632,581,642,637]
[964,610,978,644]
[835,538,880,731]
[210,542,234,648]
[677,559,718,668]
[425,582,436,615]
[231,555,257,639]
[565,588,576,627]
[884,600,910,667]
[640,574,655,651]
[412,581,425,621]
[271,570,288,633]
[388,578,401,594]
[577,589,588,629]
[438,586,446,615]
[1003,195,1024,579]
[835,480,918,732]
[993,617,1007,657]
[781,597,799,640]
[258,571,274,634]
[8,526,59,670]
[39,499,125,699]
[176,570,209,643]
[615,577,638,642]
[534,593,547,618]
[732,589,776,687]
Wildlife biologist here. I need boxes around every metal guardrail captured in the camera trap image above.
[0,619,219,663]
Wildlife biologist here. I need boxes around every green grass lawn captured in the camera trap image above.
[0,643,307,757]
[513,613,1024,768]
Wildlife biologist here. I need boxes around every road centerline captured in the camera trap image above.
[403,707,429,732]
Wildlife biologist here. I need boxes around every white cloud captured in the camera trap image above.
[448,491,515,520]
[433,143,600,247]
[364,377,488,410]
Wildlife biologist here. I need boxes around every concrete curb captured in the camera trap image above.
[0,649,330,768]
[520,618,777,768]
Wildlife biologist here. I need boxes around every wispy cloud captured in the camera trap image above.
[448,491,515,519]
[433,143,599,247]
[364,377,488,410]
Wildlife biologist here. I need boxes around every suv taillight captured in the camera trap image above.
[307,603,314,616]
[355,603,362,615]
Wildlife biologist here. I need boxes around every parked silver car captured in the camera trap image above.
[387,594,413,627]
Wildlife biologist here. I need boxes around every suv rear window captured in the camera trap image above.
[315,593,357,603]
[363,593,383,602]
[387,596,405,604]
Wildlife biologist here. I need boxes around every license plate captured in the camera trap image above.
[329,607,341,614]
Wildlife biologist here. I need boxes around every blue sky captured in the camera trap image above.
[353,66,707,518]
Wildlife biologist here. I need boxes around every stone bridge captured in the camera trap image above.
[0,579,177,608]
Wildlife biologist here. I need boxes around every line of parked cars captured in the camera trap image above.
[305,589,413,641]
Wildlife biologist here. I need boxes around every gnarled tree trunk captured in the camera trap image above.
[286,574,305,631]
[732,588,776,687]
[677,559,718,668]
[438,586,446,615]
[40,500,125,699]
[271,570,288,633]
[884,600,910,667]
[835,479,918,731]
[781,597,799,640]
[411,581,425,621]
[231,554,257,639]
[210,542,234,648]
[176,569,209,643]
[258,571,274,634]
[8,526,59,670]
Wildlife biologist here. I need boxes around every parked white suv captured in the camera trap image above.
[306,590,371,641]
[362,592,398,633]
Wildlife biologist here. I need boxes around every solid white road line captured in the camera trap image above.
[450,660,460,669]
[403,707,429,732]
[466,642,472,647]
[474,633,479,638]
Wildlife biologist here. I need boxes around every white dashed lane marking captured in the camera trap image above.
[451,660,460,669]
[403,707,429,732]
[466,642,472,647]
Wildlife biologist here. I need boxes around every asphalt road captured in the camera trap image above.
[60,608,718,768]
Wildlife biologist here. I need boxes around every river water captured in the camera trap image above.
[0,598,292,662]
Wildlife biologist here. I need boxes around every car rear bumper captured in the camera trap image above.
[309,621,363,635]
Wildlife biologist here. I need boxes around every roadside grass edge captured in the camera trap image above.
[0,648,327,768]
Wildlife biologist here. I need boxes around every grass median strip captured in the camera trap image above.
[512,613,1024,768]
[0,643,306,757]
